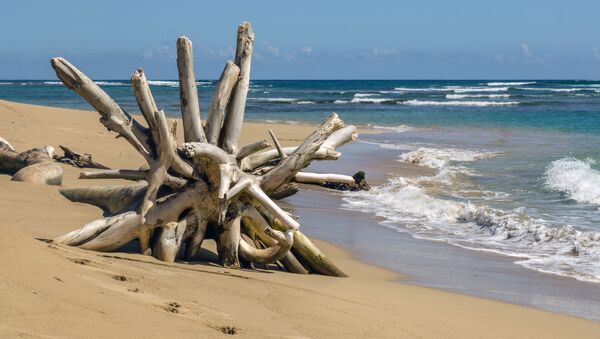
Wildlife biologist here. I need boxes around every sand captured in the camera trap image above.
[0,99,599,338]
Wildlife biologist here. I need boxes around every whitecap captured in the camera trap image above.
[545,157,600,207]
[147,80,179,87]
[400,100,519,107]
[486,81,536,86]
[372,125,414,133]
[445,94,511,99]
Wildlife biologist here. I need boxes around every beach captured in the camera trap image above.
[1,100,599,338]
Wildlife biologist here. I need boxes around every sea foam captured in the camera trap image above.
[401,100,519,107]
[545,157,600,207]
[343,148,600,282]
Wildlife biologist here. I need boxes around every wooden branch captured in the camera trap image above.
[240,207,294,265]
[236,140,271,160]
[176,36,206,143]
[80,169,146,181]
[260,113,344,193]
[246,183,300,230]
[294,172,355,185]
[205,61,240,144]
[185,211,208,259]
[59,184,148,215]
[240,145,341,171]
[258,206,347,277]
[131,68,160,149]
[220,22,254,154]
[268,129,287,161]
[50,57,152,161]
[54,145,110,169]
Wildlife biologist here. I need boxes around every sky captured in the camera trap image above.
[1,0,600,79]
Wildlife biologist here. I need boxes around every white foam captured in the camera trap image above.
[398,147,499,170]
[445,94,511,99]
[343,173,600,282]
[517,87,588,92]
[452,87,509,93]
[94,81,127,86]
[372,125,414,133]
[251,97,296,103]
[296,101,315,104]
[394,87,449,92]
[545,157,600,207]
[354,93,379,98]
[43,81,63,85]
[147,80,179,87]
[0,82,14,85]
[486,81,536,86]
[401,100,519,107]
[350,97,395,104]
[334,100,349,104]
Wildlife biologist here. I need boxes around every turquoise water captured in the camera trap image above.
[1,79,600,282]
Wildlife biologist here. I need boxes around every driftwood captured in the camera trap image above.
[54,145,110,169]
[0,139,63,185]
[46,23,365,276]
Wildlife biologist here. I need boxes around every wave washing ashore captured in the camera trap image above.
[2,79,600,283]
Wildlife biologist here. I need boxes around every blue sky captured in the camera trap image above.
[1,0,600,79]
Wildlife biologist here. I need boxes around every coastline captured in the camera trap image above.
[1,99,599,337]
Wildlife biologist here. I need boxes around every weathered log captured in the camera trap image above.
[220,22,254,154]
[236,140,271,160]
[0,139,62,185]
[294,172,355,185]
[50,58,153,161]
[11,162,63,185]
[205,61,240,144]
[59,184,148,215]
[257,205,347,277]
[176,36,206,143]
[268,183,299,200]
[131,68,160,147]
[54,145,110,169]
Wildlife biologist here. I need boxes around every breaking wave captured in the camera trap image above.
[400,99,519,107]
[545,157,600,207]
[343,147,600,282]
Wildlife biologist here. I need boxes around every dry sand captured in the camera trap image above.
[0,100,599,338]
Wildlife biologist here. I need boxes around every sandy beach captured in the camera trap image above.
[1,99,599,338]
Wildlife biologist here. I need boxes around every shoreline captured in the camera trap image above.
[1,100,599,337]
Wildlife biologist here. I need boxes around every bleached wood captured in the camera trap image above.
[131,68,160,147]
[55,145,109,169]
[294,172,355,185]
[247,183,300,230]
[205,61,240,144]
[260,113,344,193]
[176,36,206,143]
[268,129,287,160]
[11,162,63,185]
[220,22,254,154]
[50,58,152,161]
[236,140,270,160]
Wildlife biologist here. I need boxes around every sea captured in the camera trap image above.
[1,79,599,284]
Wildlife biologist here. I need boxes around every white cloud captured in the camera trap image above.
[263,41,280,57]
[301,46,313,55]
[520,43,532,59]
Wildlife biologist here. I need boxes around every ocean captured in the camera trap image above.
[1,79,599,283]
